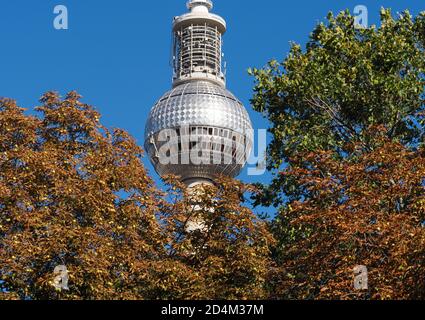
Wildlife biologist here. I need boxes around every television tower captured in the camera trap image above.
[145,0,253,189]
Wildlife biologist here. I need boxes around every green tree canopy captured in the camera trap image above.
[250,9,425,299]
[250,9,425,207]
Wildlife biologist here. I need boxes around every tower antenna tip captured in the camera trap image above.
[186,0,213,11]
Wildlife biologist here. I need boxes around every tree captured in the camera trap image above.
[250,9,425,207]
[0,92,167,299]
[0,92,273,300]
[249,9,425,299]
[268,128,425,299]
[153,177,274,300]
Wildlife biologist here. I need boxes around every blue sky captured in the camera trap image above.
[1,0,423,192]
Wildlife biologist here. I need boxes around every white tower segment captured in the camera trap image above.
[172,0,226,87]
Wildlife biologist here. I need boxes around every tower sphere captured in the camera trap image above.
[144,0,253,185]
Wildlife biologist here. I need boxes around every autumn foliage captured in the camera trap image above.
[268,128,425,299]
[0,92,272,300]
[151,177,273,300]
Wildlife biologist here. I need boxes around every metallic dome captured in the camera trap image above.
[145,81,253,182]
[145,81,252,136]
